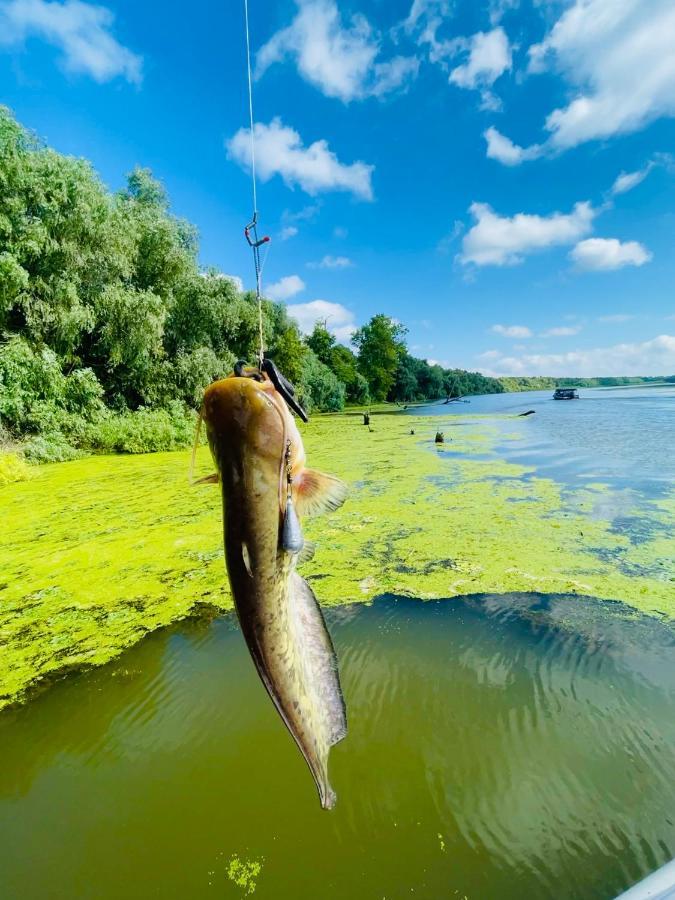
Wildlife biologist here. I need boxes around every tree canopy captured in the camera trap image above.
[0,105,507,461]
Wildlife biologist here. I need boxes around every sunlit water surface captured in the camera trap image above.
[2,594,675,900]
[414,385,675,488]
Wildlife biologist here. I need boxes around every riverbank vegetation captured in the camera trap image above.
[500,375,675,392]
[0,106,502,464]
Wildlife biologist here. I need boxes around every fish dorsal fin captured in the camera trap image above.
[295,470,347,518]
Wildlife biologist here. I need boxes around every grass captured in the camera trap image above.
[1,410,673,710]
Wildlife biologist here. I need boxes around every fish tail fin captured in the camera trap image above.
[319,779,337,811]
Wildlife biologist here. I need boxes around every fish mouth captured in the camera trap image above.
[234,358,308,423]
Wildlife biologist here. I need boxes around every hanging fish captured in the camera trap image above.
[198,363,348,809]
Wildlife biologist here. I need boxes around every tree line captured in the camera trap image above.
[0,106,506,461]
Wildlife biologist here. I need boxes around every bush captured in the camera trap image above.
[84,402,196,454]
[22,434,83,464]
[0,451,32,485]
[299,352,345,413]
[0,336,104,435]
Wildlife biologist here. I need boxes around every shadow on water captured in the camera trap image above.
[1,594,675,900]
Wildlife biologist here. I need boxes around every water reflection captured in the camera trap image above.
[1,594,674,899]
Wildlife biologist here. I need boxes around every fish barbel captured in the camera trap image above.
[200,373,347,809]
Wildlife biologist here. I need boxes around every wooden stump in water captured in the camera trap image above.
[435,431,444,444]
[363,413,370,426]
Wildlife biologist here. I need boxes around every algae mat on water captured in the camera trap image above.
[1,412,674,709]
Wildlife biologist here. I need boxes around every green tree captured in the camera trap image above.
[306,321,335,366]
[352,314,407,401]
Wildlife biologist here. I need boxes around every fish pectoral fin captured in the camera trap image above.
[296,540,316,566]
[295,469,347,518]
[193,472,219,485]
[296,540,316,565]
[291,573,347,748]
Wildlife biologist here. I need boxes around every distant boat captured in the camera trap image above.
[553,388,580,400]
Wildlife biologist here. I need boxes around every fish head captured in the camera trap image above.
[202,375,306,488]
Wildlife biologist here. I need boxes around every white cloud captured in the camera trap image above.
[608,154,675,194]
[286,298,357,343]
[460,200,595,266]
[0,0,141,82]
[449,27,511,108]
[283,203,321,223]
[597,314,634,323]
[227,118,374,200]
[484,127,541,166]
[540,326,581,337]
[491,0,675,163]
[333,226,348,239]
[200,271,244,292]
[308,255,353,269]
[570,238,652,271]
[224,274,244,292]
[478,349,501,360]
[280,226,298,240]
[489,0,519,26]
[611,164,654,196]
[256,0,418,102]
[491,324,532,338]
[266,274,306,301]
[479,335,675,377]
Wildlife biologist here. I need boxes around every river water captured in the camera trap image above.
[1,386,674,899]
[415,384,675,488]
[1,594,675,899]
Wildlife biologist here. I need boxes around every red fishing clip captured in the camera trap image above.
[244,213,271,249]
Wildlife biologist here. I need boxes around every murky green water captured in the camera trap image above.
[1,593,674,899]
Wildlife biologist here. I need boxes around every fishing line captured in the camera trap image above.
[242,0,269,370]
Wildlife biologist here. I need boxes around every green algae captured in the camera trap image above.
[225,856,263,895]
[0,452,31,486]
[1,411,674,710]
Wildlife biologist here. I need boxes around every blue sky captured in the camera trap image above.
[1,0,674,376]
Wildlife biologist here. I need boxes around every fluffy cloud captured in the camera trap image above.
[611,164,654,196]
[256,0,418,102]
[488,0,675,163]
[479,335,675,377]
[266,274,305,301]
[540,326,582,337]
[308,255,353,269]
[280,226,298,240]
[609,154,674,195]
[484,126,541,166]
[227,118,374,200]
[0,0,141,82]
[570,238,652,271]
[449,28,511,108]
[460,201,595,266]
[491,324,532,338]
[286,298,357,343]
